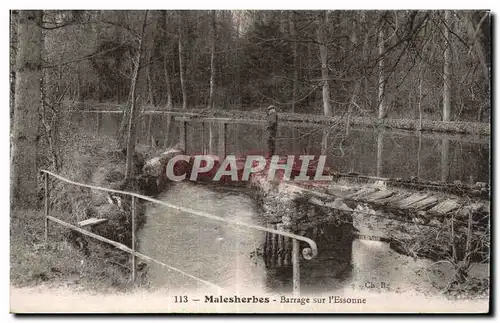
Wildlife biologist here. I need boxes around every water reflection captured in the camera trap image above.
[75,112,490,296]
[140,182,355,295]
[89,112,489,184]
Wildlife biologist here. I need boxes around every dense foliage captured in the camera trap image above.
[13,10,490,121]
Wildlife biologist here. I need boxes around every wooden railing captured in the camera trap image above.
[41,169,318,296]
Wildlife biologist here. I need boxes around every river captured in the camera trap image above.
[75,112,489,297]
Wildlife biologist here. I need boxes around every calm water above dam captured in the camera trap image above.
[75,112,489,295]
[79,112,490,184]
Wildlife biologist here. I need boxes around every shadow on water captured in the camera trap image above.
[139,181,358,295]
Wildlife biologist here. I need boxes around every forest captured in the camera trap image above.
[9,11,491,304]
[10,9,491,207]
[11,10,491,115]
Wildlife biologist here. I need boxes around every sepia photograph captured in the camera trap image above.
[8,8,491,314]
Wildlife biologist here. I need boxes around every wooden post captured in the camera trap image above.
[218,122,226,160]
[201,122,205,154]
[131,196,137,283]
[179,120,187,153]
[44,172,49,247]
[208,121,213,155]
[292,238,300,296]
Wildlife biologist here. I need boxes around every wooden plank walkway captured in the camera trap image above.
[288,179,489,225]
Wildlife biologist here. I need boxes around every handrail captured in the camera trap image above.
[41,169,318,260]
[47,215,224,291]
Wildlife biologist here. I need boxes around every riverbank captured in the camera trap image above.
[10,131,166,293]
[72,102,490,136]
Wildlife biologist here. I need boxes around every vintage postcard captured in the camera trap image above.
[9,9,490,314]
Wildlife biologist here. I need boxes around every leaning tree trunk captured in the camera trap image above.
[11,10,42,208]
[317,11,332,117]
[124,11,148,181]
[207,10,216,109]
[178,12,187,110]
[442,10,452,122]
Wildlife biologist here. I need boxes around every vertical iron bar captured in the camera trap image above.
[44,172,49,247]
[131,196,137,283]
[292,238,300,296]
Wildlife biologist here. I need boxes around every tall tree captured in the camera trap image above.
[289,11,298,113]
[442,10,452,122]
[178,11,187,109]
[163,11,173,110]
[207,10,217,109]
[124,10,148,180]
[317,11,332,117]
[10,11,18,128]
[377,16,387,119]
[11,10,43,208]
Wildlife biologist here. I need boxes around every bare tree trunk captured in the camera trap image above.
[377,22,387,119]
[290,11,298,113]
[348,12,368,135]
[163,12,173,110]
[178,12,187,110]
[11,10,42,208]
[146,52,154,106]
[163,56,173,109]
[208,10,216,109]
[10,11,18,128]
[418,69,424,130]
[317,11,332,117]
[466,12,490,83]
[124,11,148,181]
[443,10,452,122]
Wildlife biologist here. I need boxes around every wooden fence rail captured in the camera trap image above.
[41,169,318,296]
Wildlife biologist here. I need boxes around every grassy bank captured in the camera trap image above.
[11,130,163,292]
[10,208,145,292]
